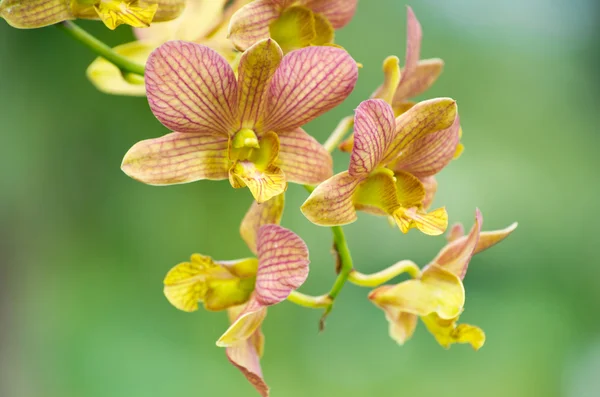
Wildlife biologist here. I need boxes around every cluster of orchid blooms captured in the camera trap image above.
[1,0,518,396]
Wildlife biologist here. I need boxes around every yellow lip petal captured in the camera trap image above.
[421,313,485,351]
[93,1,158,30]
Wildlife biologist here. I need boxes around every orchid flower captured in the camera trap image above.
[228,0,358,53]
[369,210,518,349]
[0,0,185,30]
[88,0,251,96]
[164,194,308,396]
[121,39,358,203]
[302,98,457,235]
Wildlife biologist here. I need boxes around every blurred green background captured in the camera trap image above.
[1,1,599,396]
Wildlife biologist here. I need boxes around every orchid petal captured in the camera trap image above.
[381,98,457,165]
[372,56,401,104]
[135,0,227,42]
[145,41,238,134]
[312,12,334,45]
[122,132,229,185]
[240,194,285,255]
[432,209,482,279]
[255,224,310,305]
[474,222,518,254]
[353,171,400,216]
[421,176,438,210]
[394,170,426,207]
[277,128,333,185]
[301,171,360,226]
[370,298,419,345]
[269,5,316,53]
[394,59,445,104]
[302,0,357,28]
[368,265,465,320]
[401,6,422,84]
[93,0,158,30]
[229,132,287,203]
[228,0,281,51]
[0,0,72,28]
[87,41,154,96]
[151,0,186,22]
[237,39,283,128]
[349,99,396,177]
[422,313,485,351]
[218,299,268,347]
[163,254,257,312]
[390,115,461,178]
[226,333,269,397]
[447,223,465,243]
[264,46,358,132]
[395,207,448,236]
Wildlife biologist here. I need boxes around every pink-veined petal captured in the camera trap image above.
[228,0,282,51]
[401,6,422,83]
[0,0,72,28]
[302,0,357,28]
[381,98,457,165]
[301,171,361,226]
[226,336,268,397]
[390,115,460,178]
[237,39,283,128]
[349,99,396,177]
[145,41,238,135]
[474,222,518,254]
[393,59,445,104]
[264,46,358,132]
[277,128,333,185]
[254,224,309,305]
[240,194,285,255]
[122,132,230,185]
[447,223,465,243]
[430,209,482,279]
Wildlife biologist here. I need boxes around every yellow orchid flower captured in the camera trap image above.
[369,210,518,349]
[0,0,184,30]
[228,0,357,53]
[121,39,357,203]
[302,98,459,235]
[88,0,252,96]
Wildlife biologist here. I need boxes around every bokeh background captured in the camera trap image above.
[1,0,599,396]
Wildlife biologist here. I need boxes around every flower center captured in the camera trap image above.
[231,128,260,162]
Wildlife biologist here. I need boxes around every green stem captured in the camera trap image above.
[56,21,146,76]
[348,260,420,287]
[287,291,332,309]
[327,226,353,299]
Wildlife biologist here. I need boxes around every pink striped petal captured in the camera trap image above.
[237,39,283,128]
[390,115,460,178]
[240,194,285,255]
[277,128,333,185]
[349,99,396,177]
[401,6,422,83]
[254,224,310,306]
[264,46,358,132]
[431,209,483,280]
[393,59,445,104]
[145,41,238,135]
[228,0,283,51]
[302,0,357,28]
[0,0,73,28]
[381,98,457,166]
[301,171,361,226]
[121,132,229,185]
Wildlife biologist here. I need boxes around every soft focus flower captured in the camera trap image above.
[88,0,250,96]
[218,223,309,397]
[369,210,518,349]
[164,194,302,396]
[339,6,448,152]
[228,0,357,53]
[302,98,457,235]
[0,0,185,30]
[122,39,357,203]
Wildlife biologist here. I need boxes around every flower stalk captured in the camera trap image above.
[348,260,421,287]
[56,21,146,76]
